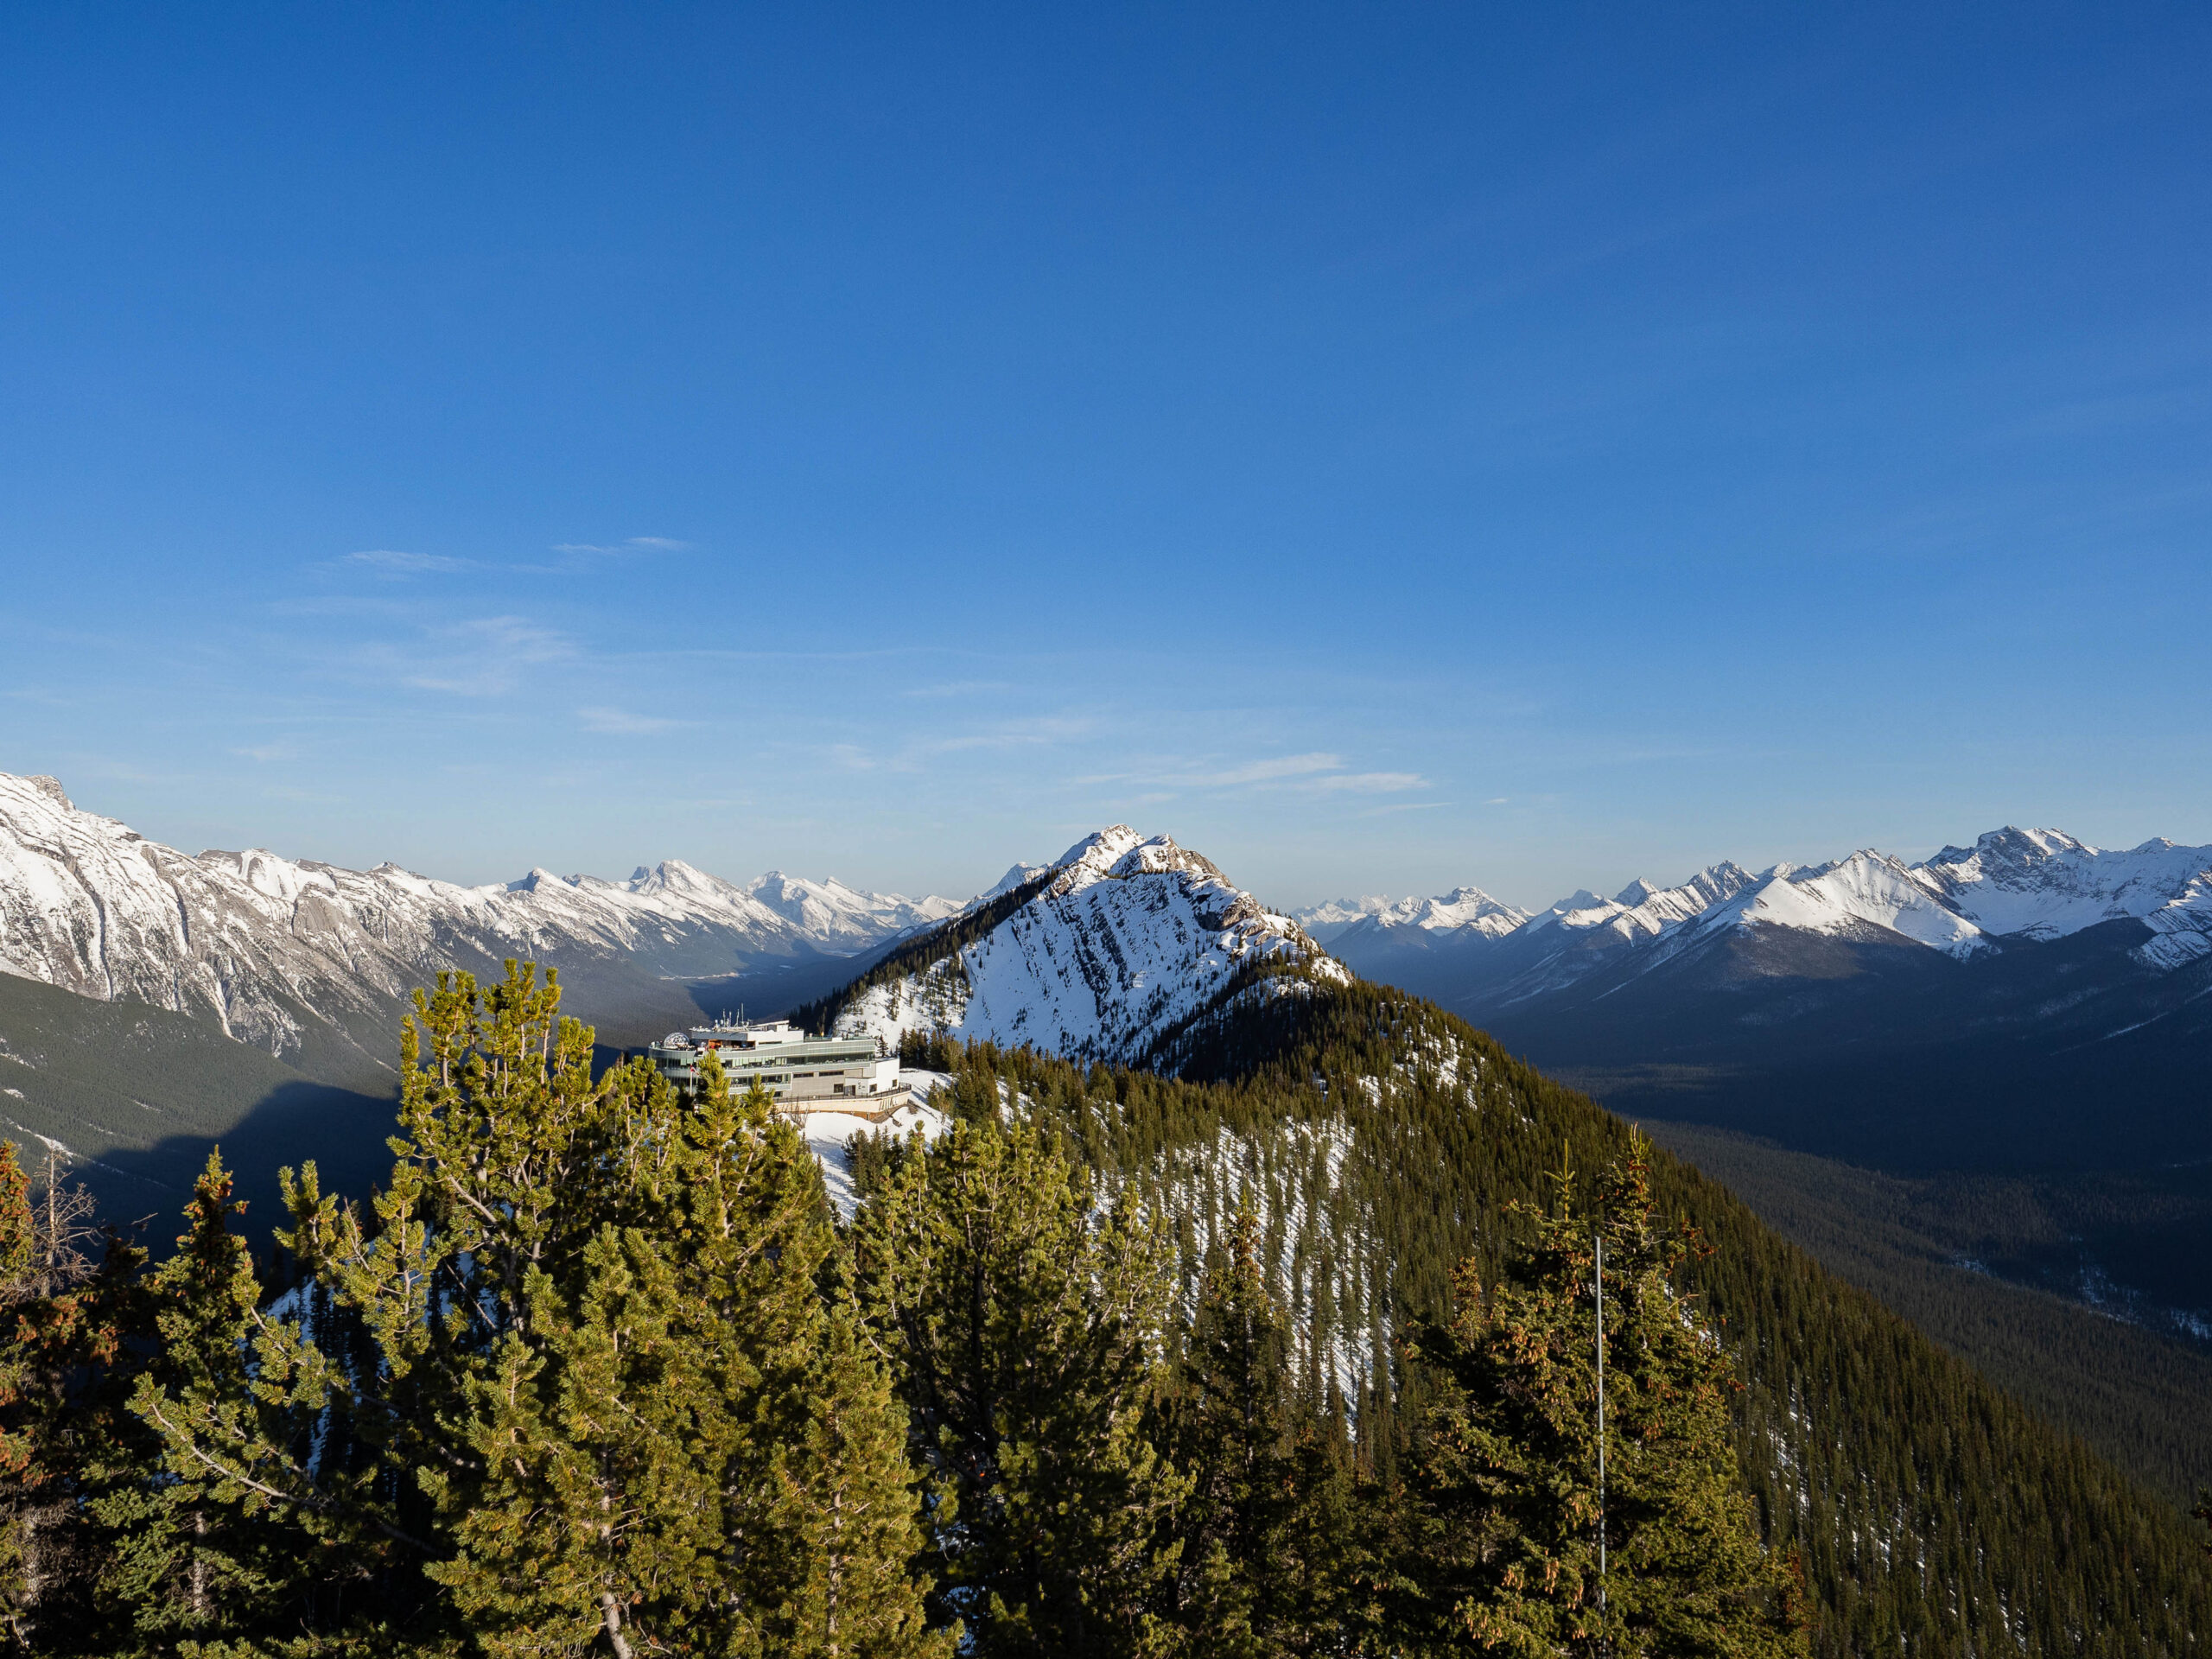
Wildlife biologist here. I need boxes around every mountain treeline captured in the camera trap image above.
[0,963,2202,1655]
[890,971,2212,1656]
[791,874,1053,1039]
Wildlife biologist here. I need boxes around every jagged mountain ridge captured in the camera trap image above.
[827,825,1345,1066]
[0,771,958,1071]
[1304,825,2212,1008]
[1298,884,1529,944]
[1311,825,2212,1195]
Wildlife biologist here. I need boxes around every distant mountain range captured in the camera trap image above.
[1296,827,2212,1169]
[1293,828,2212,1353]
[10,770,2208,1121]
[0,770,959,1080]
[4,774,2208,1316]
[1298,826,2212,983]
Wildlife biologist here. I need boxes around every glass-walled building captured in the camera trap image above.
[645,1018,905,1115]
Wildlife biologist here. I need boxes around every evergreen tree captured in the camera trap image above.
[124,964,942,1657]
[780,1304,954,1659]
[0,1141,41,1643]
[0,1141,162,1656]
[108,1149,362,1652]
[1401,1135,1807,1657]
[1160,1201,1368,1656]
[848,1116,1186,1657]
[422,1045,944,1657]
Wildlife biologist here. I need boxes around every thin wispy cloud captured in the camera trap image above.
[356,614,579,697]
[546,537,694,556]
[1077,752,1424,798]
[232,742,297,763]
[1357,800,1456,817]
[578,707,681,735]
[328,539,695,582]
[339,550,473,578]
[1306,770,1427,794]
[906,715,1095,764]
[901,680,1014,700]
[517,537,696,576]
[1205,753,1342,786]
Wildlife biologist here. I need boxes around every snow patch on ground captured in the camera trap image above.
[802,1079,951,1220]
[1144,1116,1377,1410]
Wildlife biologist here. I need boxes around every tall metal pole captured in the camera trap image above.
[1596,1230,1607,1638]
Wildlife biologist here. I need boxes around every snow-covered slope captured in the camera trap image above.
[1525,862,1764,947]
[1916,829,2212,956]
[1689,853,1990,958]
[834,826,1345,1066]
[1297,885,1528,944]
[0,772,957,1064]
[1323,827,2212,1002]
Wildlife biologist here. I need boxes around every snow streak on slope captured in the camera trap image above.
[836,827,1344,1066]
[0,771,957,1059]
[2139,871,2212,970]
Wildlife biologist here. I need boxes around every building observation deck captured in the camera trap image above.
[645,1018,906,1118]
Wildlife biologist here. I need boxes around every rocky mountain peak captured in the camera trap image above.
[834,826,1337,1066]
[1106,834,1228,883]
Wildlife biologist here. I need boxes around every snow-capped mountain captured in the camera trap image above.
[0,772,957,1068]
[827,825,1344,1067]
[1914,828,2212,966]
[1521,862,1764,945]
[1297,885,1529,945]
[1319,828,2212,1010]
[1313,825,2212,1184]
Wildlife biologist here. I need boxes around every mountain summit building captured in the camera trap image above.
[646,1018,907,1117]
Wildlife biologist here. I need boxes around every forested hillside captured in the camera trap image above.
[0,963,2202,1656]
[892,968,2212,1656]
[1649,1122,2212,1510]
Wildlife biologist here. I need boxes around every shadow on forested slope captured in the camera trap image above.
[0,972,394,1241]
[88,1077,399,1250]
[1649,1122,2212,1509]
[0,950,900,1252]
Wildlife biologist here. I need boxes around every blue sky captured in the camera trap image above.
[3,4,2209,910]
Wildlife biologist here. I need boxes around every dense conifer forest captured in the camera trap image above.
[1648,1122,2212,1510]
[893,973,2212,1656]
[0,963,2202,1655]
